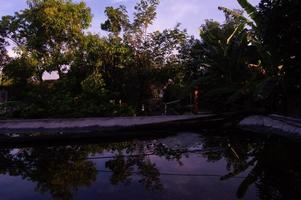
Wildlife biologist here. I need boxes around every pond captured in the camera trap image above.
[0,129,300,200]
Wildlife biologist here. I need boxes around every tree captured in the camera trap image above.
[2,56,36,86]
[194,9,265,112]
[3,0,92,82]
[179,36,203,82]
[0,21,9,72]
[257,0,301,113]
[237,0,259,24]
[100,0,188,111]
[0,17,12,88]
[233,0,301,114]
[101,6,130,37]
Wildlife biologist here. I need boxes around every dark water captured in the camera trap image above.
[0,130,300,200]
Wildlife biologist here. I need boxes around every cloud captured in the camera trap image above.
[110,0,130,3]
[150,0,210,36]
[150,0,261,37]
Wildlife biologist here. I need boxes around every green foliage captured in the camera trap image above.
[101,6,130,36]
[100,0,187,110]
[180,7,269,113]
[3,56,35,86]
[3,0,92,81]
[0,0,191,117]
[0,22,9,72]
[0,0,300,118]
[258,0,301,93]
[81,71,106,97]
[133,0,159,31]
[199,20,252,110]
[237,0,259,24]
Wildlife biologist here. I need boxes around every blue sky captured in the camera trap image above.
[1,0,260,37]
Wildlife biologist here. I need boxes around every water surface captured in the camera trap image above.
[0,130,300,200]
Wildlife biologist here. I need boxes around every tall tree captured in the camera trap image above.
[195,10,264,112]
[101,6,130,37]
[3,0,92,82]
[0,19,10,87]
[101,0,187,109]
[236,0,301,113]
[258,0,301,94]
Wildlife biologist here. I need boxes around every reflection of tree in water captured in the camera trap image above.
[106,154,163,190]
[0,146,99,200]
[0,139,185,199]
[237,140,301,200]
[0,133,300,200]
[105,141,185,191]
[199,134,301,199]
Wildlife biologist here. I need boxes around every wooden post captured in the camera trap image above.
[193,87,200,113]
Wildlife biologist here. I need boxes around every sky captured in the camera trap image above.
[1,0,261,37]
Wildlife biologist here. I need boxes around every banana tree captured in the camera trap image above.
[237,0,259,25]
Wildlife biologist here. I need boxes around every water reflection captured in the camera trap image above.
[0,131,300,200]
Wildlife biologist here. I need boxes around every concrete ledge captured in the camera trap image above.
[239,115,301,138]
[0,114,215,134]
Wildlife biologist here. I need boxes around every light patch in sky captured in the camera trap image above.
[42,71,60,81]
[7,49,17,58]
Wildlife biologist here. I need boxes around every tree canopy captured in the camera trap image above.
[0,0,300,118]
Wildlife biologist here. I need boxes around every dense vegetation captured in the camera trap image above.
[0,0,300,118]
